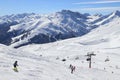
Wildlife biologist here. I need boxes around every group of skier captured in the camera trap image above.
[12,61,76,74]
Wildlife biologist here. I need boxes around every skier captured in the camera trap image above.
[71,66,76,74]
[69,64,76,74]
[13,61,18,72]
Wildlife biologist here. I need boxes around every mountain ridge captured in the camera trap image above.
[0,10,120,48]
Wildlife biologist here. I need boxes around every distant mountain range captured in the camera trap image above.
[0,10,120,48]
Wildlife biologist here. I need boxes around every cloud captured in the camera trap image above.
[73,0,120,5]
[79,7,120,11]
[71,7,120,14]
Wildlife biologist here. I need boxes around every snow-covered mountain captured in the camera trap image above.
[0,10,120,48]
[0,10,97,48]
[0,9,120,79]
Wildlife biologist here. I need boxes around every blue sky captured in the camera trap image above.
[0,0,120,16]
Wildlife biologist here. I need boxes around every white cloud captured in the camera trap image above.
[71,7,120,14]
[73,0,120,5]
[79,7,120,11]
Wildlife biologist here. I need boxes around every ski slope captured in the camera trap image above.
[0,44,83,80]
[1,37,120,80]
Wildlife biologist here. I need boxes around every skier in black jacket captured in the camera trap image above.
[13,61,18,68]
[13,61,19,72]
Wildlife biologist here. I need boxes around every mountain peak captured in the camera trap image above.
[57,10,79,15]
[56,10,87,19]
[61,10,73,13]
[112,10,120,17]
[93,13,102,17]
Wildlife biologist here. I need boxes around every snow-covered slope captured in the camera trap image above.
[0,44,84,80]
